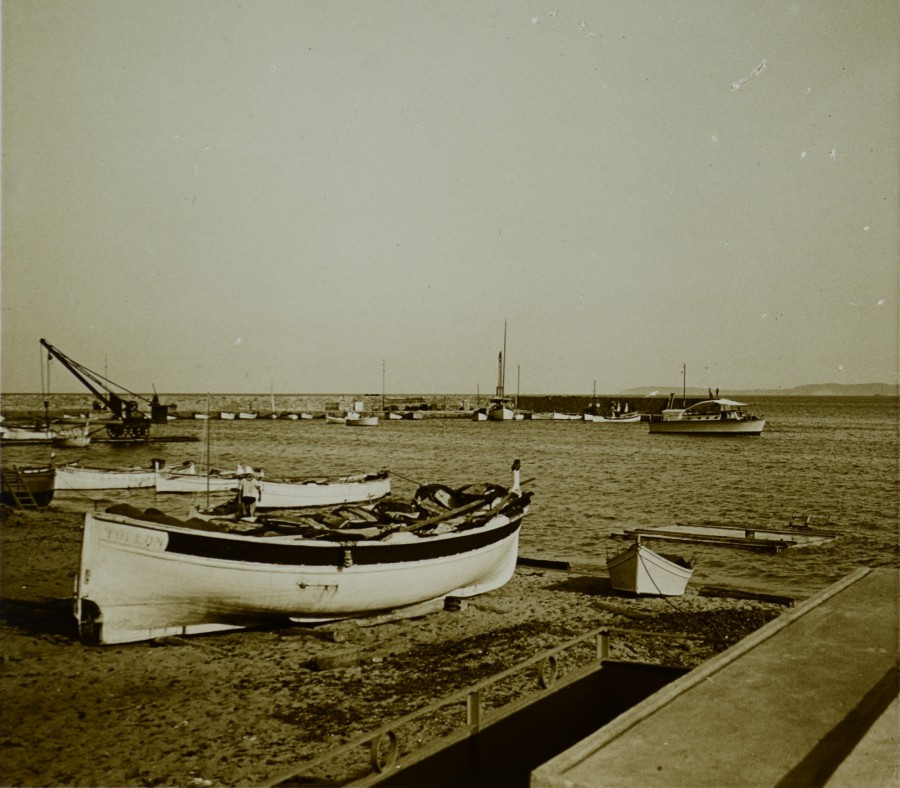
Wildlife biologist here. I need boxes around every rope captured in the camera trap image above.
[390,471,421,486]
[635,547,732,644]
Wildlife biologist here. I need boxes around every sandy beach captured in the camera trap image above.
[1,506,787,787]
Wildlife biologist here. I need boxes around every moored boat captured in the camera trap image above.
[155,465,250,494]
[74,464,532,645]
[1,464,56,508]
[346,416,379,427]
[253,470,390,509]
[157,466,390,507]
[55,460,195,491]
[647,399,765,435]
[606,541,694,596]
[594,412,642,423]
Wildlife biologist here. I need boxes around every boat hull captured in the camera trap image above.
[56,462,194,491]
[487,406,515,421]
[606,542,693,596]
[75,500,526,644]
[256,472,390,508]
[155,470,241,493]
[155,469,391,507]
[346,416,379,427]
[648,418,765,435]
[1,465,56,507]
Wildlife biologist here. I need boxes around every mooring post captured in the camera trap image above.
[467,689,483,732]
[597,629,610,662]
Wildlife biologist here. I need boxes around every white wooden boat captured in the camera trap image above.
[606,541,694,596]
[219,412,236,420]
[346,416,379,427]
[254,471,390,509]
[299,413,314,420]
[238,411,258,420]
[0,419,91,446]
[0,418,56,444]
[487,398,516,421]
[594,412,642,423]
[193,413,210,420]
[281,413,299,420]
[55,460,195,491]
[325,414,346,424]
[74,475,532,644]
[648,399,765,435]
[157,466,390,507]
[53,424,92,447]
[472,409,488,422]
[155,465,248,493]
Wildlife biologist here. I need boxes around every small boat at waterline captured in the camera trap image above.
[74,465,531,645]
[155,466,246,493]
[55,461,196,491]
[606,541,694,596]
[593,412,641,423]
[158,466,390,508]
[346,416,379,427]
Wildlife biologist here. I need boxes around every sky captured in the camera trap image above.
[2,1,897,396]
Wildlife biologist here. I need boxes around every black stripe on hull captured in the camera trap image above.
[163,514,524,567]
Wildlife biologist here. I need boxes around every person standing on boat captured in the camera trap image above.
[237,469,262,519]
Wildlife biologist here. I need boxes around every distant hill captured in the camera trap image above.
[619,383,899,397]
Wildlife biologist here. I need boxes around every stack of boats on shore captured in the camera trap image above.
[74,463,531,645]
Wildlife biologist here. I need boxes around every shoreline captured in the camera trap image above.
[1,506,788,787]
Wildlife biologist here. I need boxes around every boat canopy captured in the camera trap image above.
[684,398,747,413]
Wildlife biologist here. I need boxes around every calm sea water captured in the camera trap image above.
[3,395,897,597]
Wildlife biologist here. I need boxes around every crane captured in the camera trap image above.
[39,339,169,440]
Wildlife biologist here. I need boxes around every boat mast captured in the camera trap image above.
[516,364,520,414]
[496,319,507,398]
[382,359,385,413]
[682,363,687,406]
[205,393,211,507]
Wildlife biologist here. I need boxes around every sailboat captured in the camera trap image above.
[487,321,515,421]
[266,386,278,419]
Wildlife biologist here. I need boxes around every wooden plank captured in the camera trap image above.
[697,584,798,607]
[613,529,786,552]
[517,556,571,571]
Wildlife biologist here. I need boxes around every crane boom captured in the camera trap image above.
[39,339,159,440]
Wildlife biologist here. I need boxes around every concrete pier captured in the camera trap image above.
[532,567,899,787]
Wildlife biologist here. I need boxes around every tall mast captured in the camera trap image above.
[501,319,507,396]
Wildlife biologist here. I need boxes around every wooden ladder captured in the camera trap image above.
[1,467,41,509]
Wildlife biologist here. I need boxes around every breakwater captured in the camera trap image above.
[1,392,707,420]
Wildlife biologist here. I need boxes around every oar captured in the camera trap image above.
[381,495,505,537]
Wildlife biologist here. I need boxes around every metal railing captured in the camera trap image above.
[264,625,723,787]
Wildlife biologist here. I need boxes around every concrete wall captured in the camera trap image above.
[353,661,687,788]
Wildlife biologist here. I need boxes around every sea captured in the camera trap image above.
[2,394,897,598]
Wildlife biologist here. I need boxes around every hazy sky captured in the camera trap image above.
[2,1,897,395]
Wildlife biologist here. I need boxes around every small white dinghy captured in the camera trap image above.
[606,540,695,596]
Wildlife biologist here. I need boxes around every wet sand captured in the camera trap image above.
[1,507,785,787]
